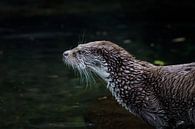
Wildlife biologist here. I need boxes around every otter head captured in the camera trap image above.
[63,41,132,82]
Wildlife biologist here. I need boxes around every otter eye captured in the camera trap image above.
[72,52,76,57]
[77,50,81,54]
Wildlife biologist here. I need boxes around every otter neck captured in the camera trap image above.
[105,58,152,111]
[106,59,147,90]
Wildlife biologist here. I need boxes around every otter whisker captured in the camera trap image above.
[77,31,86,45]
[72,59,94,88]
[82,69,90,86]
[81,68,95,88]
[81,31,86,44]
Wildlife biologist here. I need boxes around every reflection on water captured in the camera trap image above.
[0,1,195,129]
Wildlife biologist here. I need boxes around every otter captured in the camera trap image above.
[62,41,195,129]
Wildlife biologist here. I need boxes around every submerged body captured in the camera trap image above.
[63,41,195,129]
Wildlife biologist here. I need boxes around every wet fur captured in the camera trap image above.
[63,41,195,129]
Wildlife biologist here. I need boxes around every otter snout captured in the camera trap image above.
[63,49,79,66]
[63,50,73,64]
[63,50,77,58]
[63,50,70,57]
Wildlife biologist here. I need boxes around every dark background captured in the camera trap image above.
[0,0,195,63]
[0,0,195,129]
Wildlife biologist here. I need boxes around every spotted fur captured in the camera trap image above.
[63,41,195,129]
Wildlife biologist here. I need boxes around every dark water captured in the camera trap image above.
[0,1,195,129]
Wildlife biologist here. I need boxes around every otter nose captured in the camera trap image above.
[63,51,69,57]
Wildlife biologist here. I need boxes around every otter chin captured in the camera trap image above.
[63,41,195,129]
